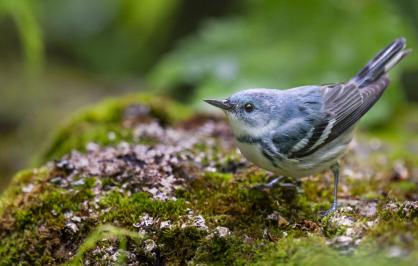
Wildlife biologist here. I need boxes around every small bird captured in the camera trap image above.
[205,38,410,215]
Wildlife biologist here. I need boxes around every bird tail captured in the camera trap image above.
[351,37,410,87]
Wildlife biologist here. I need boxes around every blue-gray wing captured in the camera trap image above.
[273,77,389,159]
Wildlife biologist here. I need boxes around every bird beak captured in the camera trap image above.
[204,99,233,111]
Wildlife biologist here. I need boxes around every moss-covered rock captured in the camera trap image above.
[0,94,417,265]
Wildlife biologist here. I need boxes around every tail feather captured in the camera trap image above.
[351,37,410,87]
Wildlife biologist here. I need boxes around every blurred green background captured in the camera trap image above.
[0,0,417,190]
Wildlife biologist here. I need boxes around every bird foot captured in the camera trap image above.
[252,176,297,192]
[320,202,338,217]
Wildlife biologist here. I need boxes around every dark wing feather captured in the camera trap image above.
[289,77,389,158]
[325,77,389,140]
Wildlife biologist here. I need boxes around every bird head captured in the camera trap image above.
[205,89,279,136]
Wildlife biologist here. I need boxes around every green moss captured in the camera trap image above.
[178,170,312,241]
[0,177,187,264]
[193,235,265,265]
[14,209,33,228]
[202,171,234,182]
[0,172,97,264]
[0,168,50,215]
[319,214,349,238]
[98,191,186,225]
[368,203,418,250]
[67,224,143,266]
[256,236,415,266]
[299,176,332,212]
[158,227,207,264]
[1,152,415,265]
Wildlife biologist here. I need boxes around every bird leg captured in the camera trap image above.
[321,162,340,217]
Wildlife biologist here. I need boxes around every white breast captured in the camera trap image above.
[235,141,279,173]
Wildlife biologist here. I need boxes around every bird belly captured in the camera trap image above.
[236,130,353,178]
[235,141,279,173]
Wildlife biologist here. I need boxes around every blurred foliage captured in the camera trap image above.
[394,0,418,36]
[0,0,238,74]
[0,0,44,72]
[0,0,184,74]
[149,0,418,127]
[39,0,181,74]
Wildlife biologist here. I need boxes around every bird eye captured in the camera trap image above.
[244,103,254,113]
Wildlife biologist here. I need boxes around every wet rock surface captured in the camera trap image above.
[0,97,417,265]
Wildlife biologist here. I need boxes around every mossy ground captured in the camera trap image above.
[0,94,417,265]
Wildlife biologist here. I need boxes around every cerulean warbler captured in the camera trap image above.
[205,38,410,215]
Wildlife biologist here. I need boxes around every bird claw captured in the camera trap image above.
[320,203,338,217]
[251,176,297,192]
